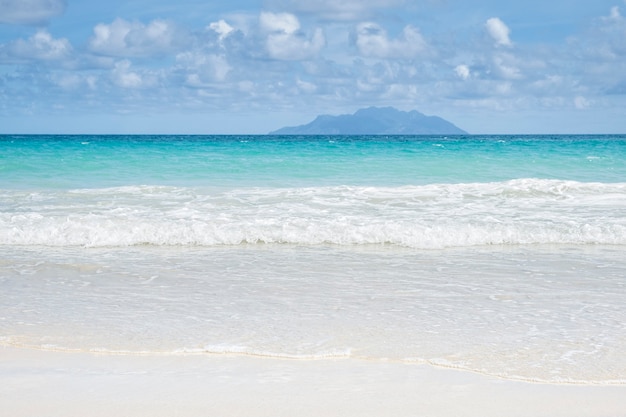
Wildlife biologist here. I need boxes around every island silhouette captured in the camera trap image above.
[270,107,467,135]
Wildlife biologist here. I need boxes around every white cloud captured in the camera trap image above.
[176,51,231,84]
[265,0,405,21]
[260,12,300,34]
[0,0,65,25]
[111,59,158,89]
[89,18,181,58]
[485,17,512,47]
[608,6,622,21]
[259,12,325,60]
[208,20,234,41]
[355,22,427,59]
[492,55,521,79]
[455,64,470,80]
[112,60,142,88]
[571,6,626,62]
[382,83,418,100]
[296,78,317,93]
[8,29,72,60]
[53,73,97,91]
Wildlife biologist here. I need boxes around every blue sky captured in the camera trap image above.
[1,0,626,134]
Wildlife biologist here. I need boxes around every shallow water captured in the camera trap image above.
[1,134,625,384]
[2,244,625,384]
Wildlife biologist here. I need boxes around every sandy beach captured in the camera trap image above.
[2,346,625,417]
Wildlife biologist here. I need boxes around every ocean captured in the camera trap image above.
[1,134,625,384]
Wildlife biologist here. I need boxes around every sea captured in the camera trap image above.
[1,134,625,384]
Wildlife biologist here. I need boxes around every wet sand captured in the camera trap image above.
[2,347,625,417]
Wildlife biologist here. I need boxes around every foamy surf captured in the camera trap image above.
[2,135,626,390]
[2,179,625,248]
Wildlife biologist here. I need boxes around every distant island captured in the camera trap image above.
[269,107,467,135]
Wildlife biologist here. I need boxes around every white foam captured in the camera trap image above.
[174,345,352,360]
[2,179,625,248]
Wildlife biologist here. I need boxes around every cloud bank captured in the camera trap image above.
[0,0,66,25]
[260,12,325,60]
[1,1,626,133]
[88,18,182,58]
[266,0,406,20]
[355,23,428,59]
[8,30,72,61]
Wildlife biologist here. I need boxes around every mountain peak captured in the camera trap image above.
[269,107,467,135]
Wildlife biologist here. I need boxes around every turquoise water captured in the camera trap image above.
[1,134,626,384]
[2,134,626,247]
[2,135,625,189]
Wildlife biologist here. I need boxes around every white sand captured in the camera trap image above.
[1,346,625,417]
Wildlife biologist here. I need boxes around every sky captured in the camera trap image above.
[1,0,626,134]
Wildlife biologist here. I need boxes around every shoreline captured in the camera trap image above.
[2,346,625,417]
[3,343,625,387]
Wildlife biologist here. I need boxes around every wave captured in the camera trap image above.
[2,179,626,248]
[4,341,624,385]
[0,340,353,361]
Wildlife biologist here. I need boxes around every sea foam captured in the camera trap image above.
[1,179,625,248]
